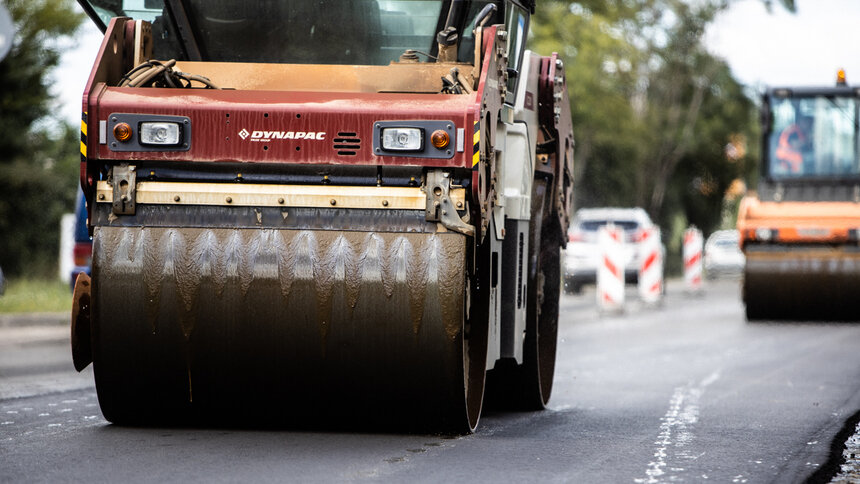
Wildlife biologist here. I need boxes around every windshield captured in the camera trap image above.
[767,94,860,178]
[81,0,500,65]
[579,220,640,232]
[712,238,738,248]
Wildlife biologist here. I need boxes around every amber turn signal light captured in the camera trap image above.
[113,122,133,142]
[430,129,450,149]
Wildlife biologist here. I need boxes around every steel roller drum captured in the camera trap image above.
[91,225,486,432]
[743,247,860,321]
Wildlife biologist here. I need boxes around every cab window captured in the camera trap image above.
[504,3,528,104]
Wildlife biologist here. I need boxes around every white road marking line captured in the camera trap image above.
[635,370,721,484]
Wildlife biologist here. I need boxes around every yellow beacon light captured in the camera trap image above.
[431,130,450,149]
[837,69,847,86]
[113,122,133,142]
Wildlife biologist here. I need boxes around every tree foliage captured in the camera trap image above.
[0,0,83,277]
[530,0,779,239]
[765,0,796,12]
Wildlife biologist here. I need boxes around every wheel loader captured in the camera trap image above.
[70,0,574,432]
[738,73,860,321]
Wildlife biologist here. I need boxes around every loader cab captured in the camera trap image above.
[78,0,529,69]
[759,86,860,202]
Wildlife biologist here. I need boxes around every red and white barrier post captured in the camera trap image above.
[597,224,625,312]
[638,227,663,304]
[683,226,704,293]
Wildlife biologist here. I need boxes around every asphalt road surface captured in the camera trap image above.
[2,278,860,483]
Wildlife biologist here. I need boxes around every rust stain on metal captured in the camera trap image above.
[338,235,363,311]
[232,230,255,298]
[311,231,334,353]
[141,228,165,333]
[354,233,384,309]
[380,236,403,300]
[167,229,198,339]
[437,235,465,341]
[406,234,429,334]
[274,231,296,302]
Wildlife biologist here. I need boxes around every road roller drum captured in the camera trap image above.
[91,225,486,431]
[743,247,860,321]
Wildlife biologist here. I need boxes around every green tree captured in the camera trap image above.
[530,0,771,240]
[637,2,729,218]
[665,60,756,235]
[766,0,796,12]
[530,1,647,208]
[0,126,81,276]
[0,0,84,277]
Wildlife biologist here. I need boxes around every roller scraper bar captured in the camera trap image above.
[95,180,467,211]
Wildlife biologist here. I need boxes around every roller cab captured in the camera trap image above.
[72,0,574,432]
[738,81,860,321]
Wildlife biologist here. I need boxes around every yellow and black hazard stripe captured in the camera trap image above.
[472,120,480,168]
[80,112,87,164]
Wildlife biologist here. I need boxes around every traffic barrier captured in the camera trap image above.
[683,226,704,293]
[597,224,625,312]
[638,227,663,304]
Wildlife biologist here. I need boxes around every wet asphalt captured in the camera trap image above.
[2,278,860,482]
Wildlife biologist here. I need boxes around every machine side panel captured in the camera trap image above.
[537,53,574,245]
[90,89,478,168]
[81,17,131,200]
[738,198,860,246]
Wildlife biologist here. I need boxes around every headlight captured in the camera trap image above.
[381,128,423,151]
[755,228,774,241]
[140,122,181,145]
[372,121,454,159]
[108,114,191,152]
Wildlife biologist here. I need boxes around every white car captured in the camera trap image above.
[562,207,658,294]
[704,229,745,279]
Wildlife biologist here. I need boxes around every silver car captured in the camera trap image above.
[562,207,656,294]
[704,229,745,279]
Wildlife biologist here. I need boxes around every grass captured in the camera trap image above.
[0,278,72,313]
